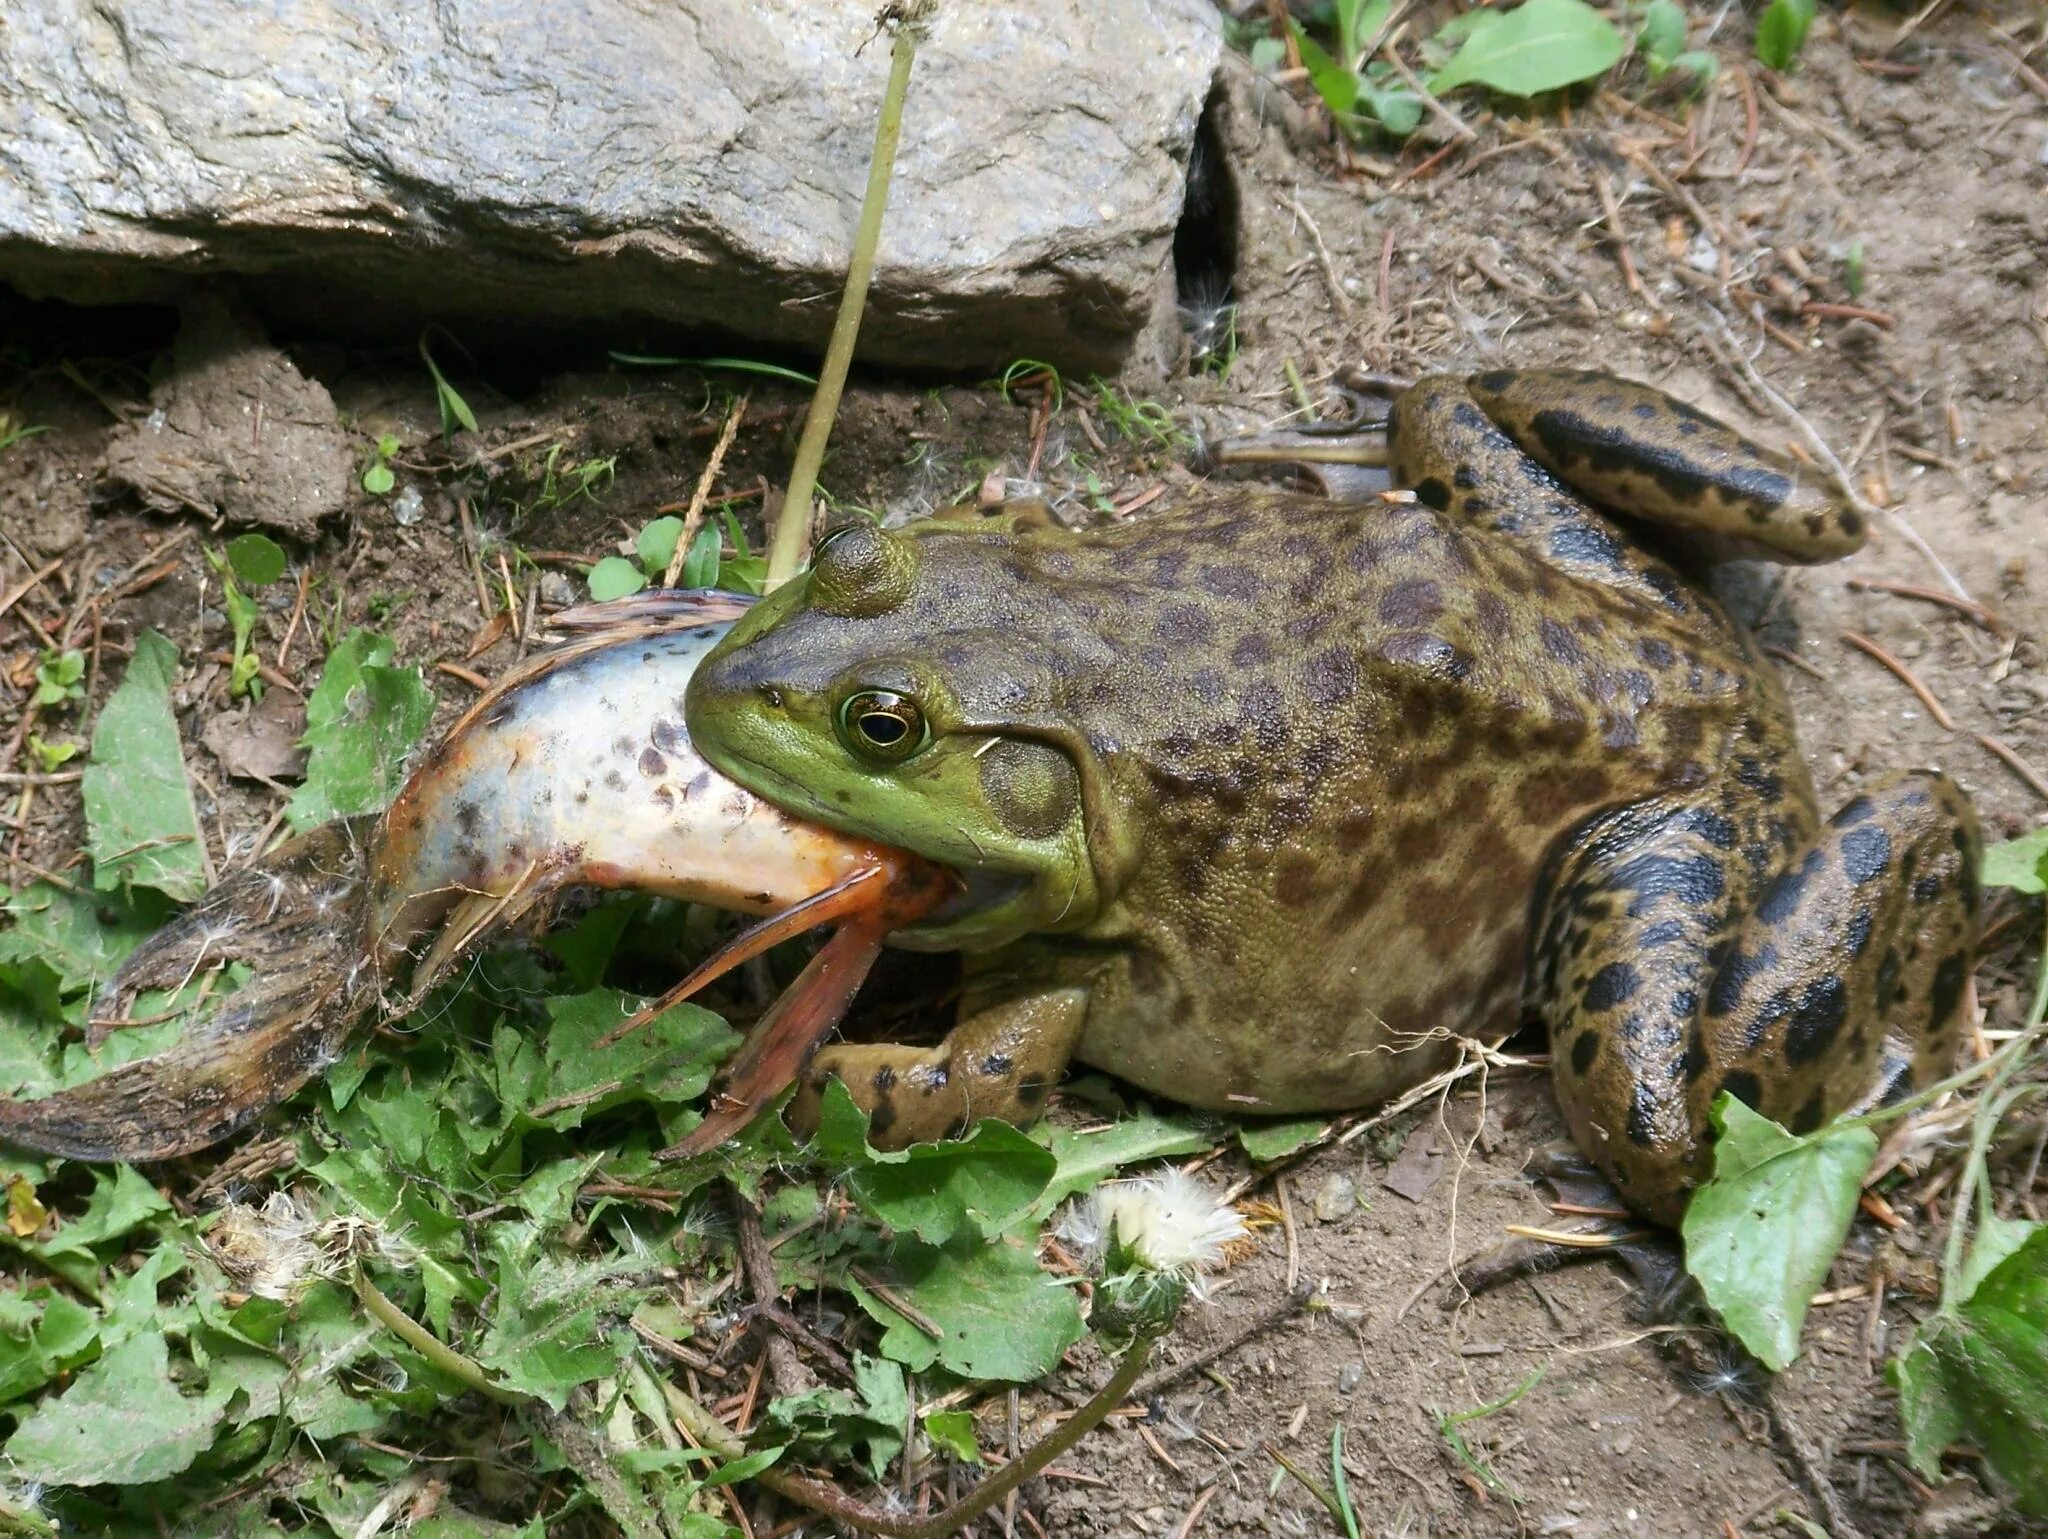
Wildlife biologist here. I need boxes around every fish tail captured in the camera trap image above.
[0,818,381,1163]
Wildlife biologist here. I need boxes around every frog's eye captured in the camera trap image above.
[812,523,864,561]
[837,690,929,763]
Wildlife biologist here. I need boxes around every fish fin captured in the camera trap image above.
[548,589,756,635]
[656,922,887,1159]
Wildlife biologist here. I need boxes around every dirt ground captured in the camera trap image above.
[2,5,2046,1536]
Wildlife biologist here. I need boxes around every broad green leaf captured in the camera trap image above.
[811,1081,1055,1244]
[527,988,738,1129]
[6,1331,225,1486]
[760,1355,905,1482]
[1289,21,1360,117]
[1238,1116,1328,1163]
[1428,0,1625,96]
[1335,0,1392,65]
[586,556,647,602]
[1754,0,1816,71]
[1033,1111,1213,1215]
[473,1235,633,1409]
[83,631,206,901]
[1894,1228,2048,1516]
[922,1409,981,1463]
[0,1288,98,1404]
[855,1234,1086,1382]
[1958,1216,2043,1303]
[1639,0,1687,69]
[1682,1096,1876,1370]
[635,517,685,577]
[848,1121,1054,1245]
[0,883,156,1012]
[28,1164,172,1261]
[681,521,723,589]
[225,532,287,587]
[1984,828,2048,894]
[285,629,434,831]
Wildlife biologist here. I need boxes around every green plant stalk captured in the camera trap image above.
[1937,939,2048,1309]
[766,16,921,591]
[662,1332,1158,1538]
[352,1264,526,1406]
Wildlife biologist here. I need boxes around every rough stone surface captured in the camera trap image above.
[99,295,355,539]
[0,1,1222,374]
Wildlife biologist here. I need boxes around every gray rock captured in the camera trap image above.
[0,1,1222,374]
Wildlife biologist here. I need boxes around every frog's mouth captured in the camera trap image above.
[916,865,1031,935]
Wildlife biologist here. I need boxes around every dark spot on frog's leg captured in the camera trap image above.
[1912,872,1942,904]
[1583,961,1640,1011]
[981,1053,1012,1078]
[1838,508,1863,536]
[1928,952,1968,1030]
[1791,1091,1827,1135]
[1414,477,1452,511]
[1756,848,1823,924]
[454,801,482,836]
[1571,1029,1601,1076]
[868,1096,898,1139]
[1783,974,1848,1065]
[1707,942,1778,1017]
[1835,796,1875,825]
[1840,824,1892,885]
[872,1066,897,1094]
[1717,1069,1764,1110]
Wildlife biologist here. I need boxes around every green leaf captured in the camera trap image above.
[1958,1216,2043,1302]
[0,881,157,1007]
[922,1409,981,1464]
[854,1234,1086,1382]
[1639,0,1686,71]
[761,1354,905,1483]
[811,1081,1056,1245]
[1289,21,1360,117]
[848,1121,1055,1245]
[285,629,434,831]
[680,521,723,589]
[1894,1227,2048,1516]
[525,988,738,1130]
[1681,1096,1877,1370]
[1428,0,1626,96]
[420,336,479,437]
[362,461,396,496]
[28,1164,172,1261]
[1984,828,2048,894]
[635,517,685,578]
[1754,0,1816,71]
[1335,0,1392,65]
[1237,1116,1328,1163]
[0,1287,98,1404]
[473,1232,634,1409]
[5,1331,225,1486]
[225,532,287,587]
[1034,1110,1213,1214]
[586,556,647,602]
[81,631,206,902]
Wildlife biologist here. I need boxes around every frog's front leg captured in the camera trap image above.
[789,980,1088,1149]
[1466,369,1865,563]
[1540,770,1980,1226]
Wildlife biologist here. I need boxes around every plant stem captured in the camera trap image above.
[660,1332,1158,1538]
[766,10,922,590]
[352,1265,526,1407]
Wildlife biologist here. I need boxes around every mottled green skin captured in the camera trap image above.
[686,371,1981,1222]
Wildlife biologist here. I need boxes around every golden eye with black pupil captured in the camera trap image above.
[837,690,928,762]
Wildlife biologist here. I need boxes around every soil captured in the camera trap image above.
[2,6,2045,1537]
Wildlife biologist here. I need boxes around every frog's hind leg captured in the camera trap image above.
[1540,770,1981,1228]
[1465,369,1865,564]
[788,983,1087,1150]
[1685,769,1982,1145]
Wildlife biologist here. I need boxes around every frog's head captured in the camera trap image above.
[684,515,1130,951]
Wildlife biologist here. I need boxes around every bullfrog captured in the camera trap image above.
[681,369,1983,1224]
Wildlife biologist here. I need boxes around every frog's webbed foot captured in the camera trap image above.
[1449,1148,1687,1312]
[788,985,1087,1150]
[1199,381,1401,501]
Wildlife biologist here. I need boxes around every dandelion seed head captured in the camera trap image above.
[1071,1169,1245,1278]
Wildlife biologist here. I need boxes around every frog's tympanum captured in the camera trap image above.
[685,370,1981,1224]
